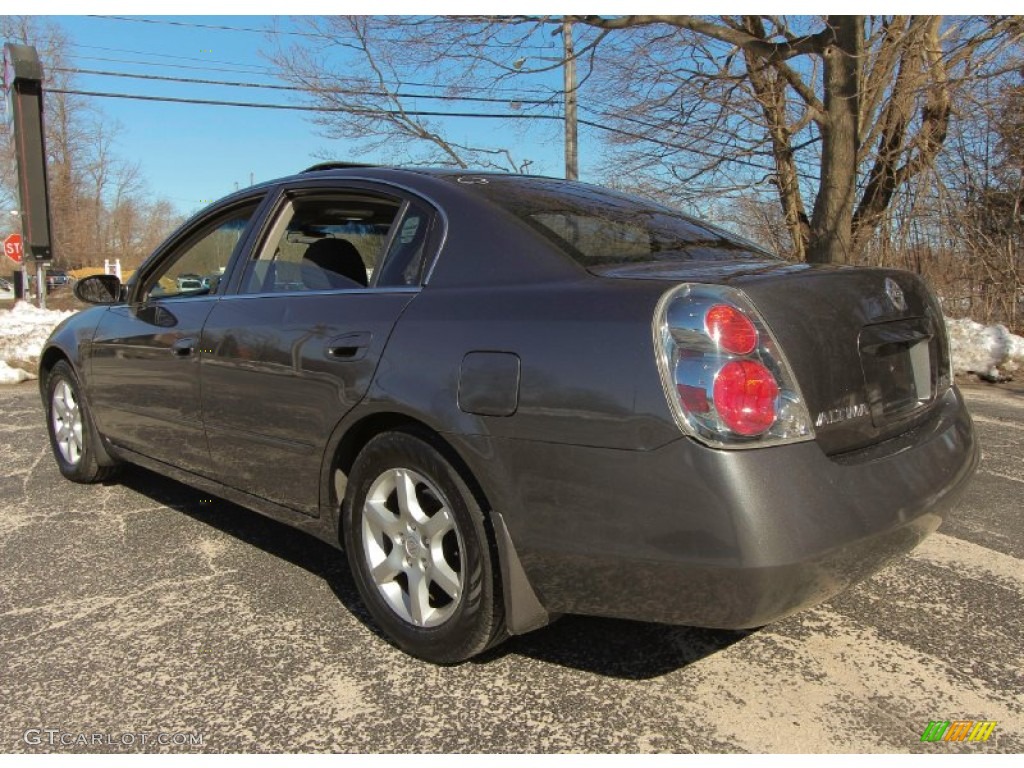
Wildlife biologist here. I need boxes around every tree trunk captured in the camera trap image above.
[808,16,864,264]
[739,17,811,261]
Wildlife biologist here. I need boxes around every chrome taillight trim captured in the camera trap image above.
[652,283,815,450]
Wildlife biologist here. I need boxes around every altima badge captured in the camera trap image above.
[815,403,869,427]
[885,277,907,311]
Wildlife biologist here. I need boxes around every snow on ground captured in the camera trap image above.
[946,317,1024,379]
[0,360,35,384]
[0,301,75,382]
[0,297,1022,384]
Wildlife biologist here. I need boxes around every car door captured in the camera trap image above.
[87,197,265,474]
[199,184,437,515]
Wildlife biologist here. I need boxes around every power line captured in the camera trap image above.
[68,54,277,77]
[46,86,776,163]
[52,67,559,107]
[47,88,566,122]
[66,42,273,71]
[577,102,819,180]
[86,15,566,57]
[43,87,768,164]
[87,14,324,39]
[64,54,560,97]
[577,117,776,174]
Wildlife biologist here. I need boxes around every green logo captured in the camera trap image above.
[921,720,996,743]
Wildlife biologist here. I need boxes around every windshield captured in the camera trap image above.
[463,176,777,268]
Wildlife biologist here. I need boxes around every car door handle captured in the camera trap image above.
[325,332,372,361]
[171,338,196,357]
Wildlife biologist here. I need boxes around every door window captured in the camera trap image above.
[145,204,259,300]
[241,195,401,294]
[375,201,434,287]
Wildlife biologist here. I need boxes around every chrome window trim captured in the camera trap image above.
[217,286,422,301]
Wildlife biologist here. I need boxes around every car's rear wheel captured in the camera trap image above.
[45,360,120,483]
[343,431,505,663]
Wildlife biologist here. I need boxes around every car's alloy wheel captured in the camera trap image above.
[343,430,505,663]
[44,360,120,484]
[361,467,465,628]
[51,379,83,466]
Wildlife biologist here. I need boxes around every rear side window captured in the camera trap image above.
[375,201,434,287]
[466,177,777,268]
[241,194,401,293]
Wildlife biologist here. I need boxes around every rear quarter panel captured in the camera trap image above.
[363,273,685,603]
[370,277,680,451]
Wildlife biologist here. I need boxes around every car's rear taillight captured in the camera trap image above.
[713,360,780,435]
[654,283,814,448]
[705,304,758,355]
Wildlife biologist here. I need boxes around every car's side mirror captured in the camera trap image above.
[73,274,124,305]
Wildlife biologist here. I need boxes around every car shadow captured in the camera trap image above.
[480,618,753,679]
[119,466,754,680]
[117,465,382,625]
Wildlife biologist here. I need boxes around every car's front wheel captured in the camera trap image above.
[45,360,120,483]
[343,430,505,663]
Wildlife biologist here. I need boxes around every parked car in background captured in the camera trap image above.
[39,164,979,664]
[45,268,71,290]
[175,273,204,292]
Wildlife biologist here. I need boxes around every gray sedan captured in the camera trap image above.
[40,165,978,663]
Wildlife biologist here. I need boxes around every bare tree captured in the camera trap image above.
[566,15,1022,263]
[301,16,1021,266]
[930,69,1024,327]
[1,16,181,270]
[269,16,540,172]
[3,16,97,266]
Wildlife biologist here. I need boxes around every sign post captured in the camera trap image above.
[4,43,53,308]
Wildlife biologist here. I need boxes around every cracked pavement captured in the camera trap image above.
[1,382,1021,753]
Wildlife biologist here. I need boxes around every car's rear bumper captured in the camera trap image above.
[484,385,979,628]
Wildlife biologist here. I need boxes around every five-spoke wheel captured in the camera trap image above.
[343,430,505,663]
[362,467,464,628]
[51,378,83,466]
[44,360,119,483]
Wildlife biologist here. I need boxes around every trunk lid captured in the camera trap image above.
[593,260,952,454]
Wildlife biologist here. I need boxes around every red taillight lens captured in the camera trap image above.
[713,360,779,435]
[705,304,758,355]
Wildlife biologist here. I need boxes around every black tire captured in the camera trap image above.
[342,430,505,664]
[44,360,120,484]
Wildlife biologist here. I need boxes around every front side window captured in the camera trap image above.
[146,204,258,300]
[241,194,402,294]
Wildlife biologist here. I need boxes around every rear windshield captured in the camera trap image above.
[462,176,777,267]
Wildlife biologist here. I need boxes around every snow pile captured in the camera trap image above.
[0,301,75,381]
[0,360,35,385]
[946,317,1024,379]
[0,360,36,384]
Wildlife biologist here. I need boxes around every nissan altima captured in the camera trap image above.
[40,164,979,663]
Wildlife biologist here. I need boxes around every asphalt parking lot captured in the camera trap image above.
[1,381,1021,753]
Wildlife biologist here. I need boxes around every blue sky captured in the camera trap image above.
[35,15,581,215]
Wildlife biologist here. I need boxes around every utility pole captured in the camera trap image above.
[562,18,578,181]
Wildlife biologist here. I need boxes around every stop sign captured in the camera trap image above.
[4,233,22,264]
